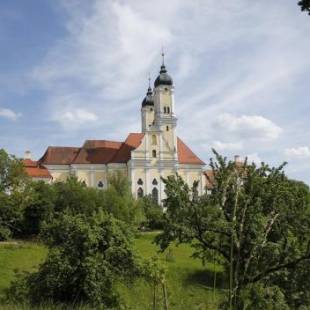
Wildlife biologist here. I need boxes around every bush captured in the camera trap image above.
[240,283,289,310]
[102,171,144,226]
[21,181,56,236]
[0,192,24,240]
[6,211,140,308]
[140,196,164,230]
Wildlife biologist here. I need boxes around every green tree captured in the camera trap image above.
[299,0,310,15]
[156,151,310,309]
[0,149,28,240]
[0,149,28,193]
[140,195,164,230]
[143,256,169,310]
[52,176,100,216]
[102,171,144,226]
[21,181,56,236]
[7,210,139,308]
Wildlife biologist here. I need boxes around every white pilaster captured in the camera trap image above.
[200,170,203,195]
[90,168,95,187]
[186,170,190,186]
[159,133,163,160]
[159,169,164,203]
[130,162,135,196]
[105,165,108,188]
[145,168,149,195]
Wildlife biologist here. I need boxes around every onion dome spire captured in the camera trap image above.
[142,76,154,107]
[154,50,173,87]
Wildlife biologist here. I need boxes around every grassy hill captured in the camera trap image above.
[0,232,225,309]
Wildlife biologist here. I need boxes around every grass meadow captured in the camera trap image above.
[0,232,225,309]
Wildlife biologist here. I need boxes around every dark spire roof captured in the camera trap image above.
[142,79,154,107]
[154,51,173,87]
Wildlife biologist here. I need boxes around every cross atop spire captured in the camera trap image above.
[148,72,151,88]
[146,72,152,95]
[161,46,165,65]
[160,47,167,74]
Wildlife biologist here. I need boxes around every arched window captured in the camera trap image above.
[152,150,157,158]
[152,135,157,145]
[137,187,144,198]
[152,178,158,185]
[98,181,104,188]
[152,187,159,203]
[137,178,143,185]
[163,107,167,113]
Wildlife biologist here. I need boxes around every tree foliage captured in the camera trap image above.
[102,171,144,225]
[140,195,164,230]
[299,0,310,15]
[156,151,310,309]
[0,149,28,240]
[7,210,139,308]
[0,149,28,193]
[21,181,56,236]
[0,166,145,240]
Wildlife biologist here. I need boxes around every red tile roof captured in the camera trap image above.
[40,147,80,165]
[23,159,52,179]
[83,140,122,149]
[111,133,145,163]
[37,134,205,166]
[177,138,205,165]
[73,140,122,164]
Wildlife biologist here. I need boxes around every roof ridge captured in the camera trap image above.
[84,139,122,143]
[47,146,80,149]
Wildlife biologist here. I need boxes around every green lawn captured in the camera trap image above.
[0,241,47,298]
[0,233,225,309]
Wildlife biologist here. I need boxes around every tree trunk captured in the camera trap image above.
[162,282,168,310]
[213,250,217,303]
[234,286,243,310]
[153,281,157,310]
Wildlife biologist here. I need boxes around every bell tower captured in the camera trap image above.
[141,77,155,133]
[153,53,178,161]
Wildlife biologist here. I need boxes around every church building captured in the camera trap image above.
[24,59,207,203]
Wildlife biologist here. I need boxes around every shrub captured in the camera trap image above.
[6,210,139,308]
[21,181,56,236]
[140,196,164,230]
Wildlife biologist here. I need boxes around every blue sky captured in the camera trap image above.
[0,0,310,184]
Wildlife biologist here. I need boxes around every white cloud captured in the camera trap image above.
[54,108,98,130]
[285,146,310,159]
[212,140,243,151]
[0,108,21,121]
[246,153,262,164]
[214,114,282,141]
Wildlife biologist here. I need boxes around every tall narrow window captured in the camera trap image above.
[163,107,167,113]
[152,187,159,203]
[167,107,170,114]
[152,150,157,158]
[152,135,157,145]
[166,126,169,131]
[137,187,144,198]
